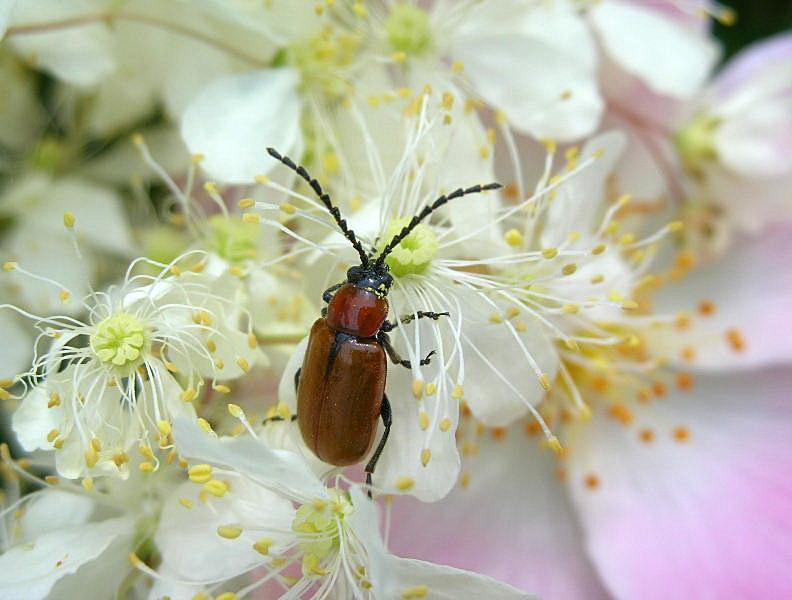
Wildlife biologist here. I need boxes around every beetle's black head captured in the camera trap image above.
[346,263,393,297]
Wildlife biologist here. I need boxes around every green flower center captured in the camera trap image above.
[378,217,439,277]
[385,5,433,56]
[287,30,362,101]
[207,215,260,263]
[675,113,722,174]
[292,490,353,577]
[91,313,149,368]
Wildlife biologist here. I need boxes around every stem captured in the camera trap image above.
[5,11,270,67]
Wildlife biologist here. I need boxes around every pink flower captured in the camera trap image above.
[386,227,792,599]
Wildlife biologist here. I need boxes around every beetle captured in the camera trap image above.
[266,147,500,493]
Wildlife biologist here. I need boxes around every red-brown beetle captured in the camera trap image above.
[266,147,500,492]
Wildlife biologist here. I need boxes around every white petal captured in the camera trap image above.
[12,384,64,452]
[0,53,43,150]
[0,516,133,600]
[451,1,602,140]
[7,0,115,86]
[155,479,294,584]
[180,68,302,183]
[0,0,16,39]
[19,490,95,541]
[172,415,326,500]
[590,1,719,98]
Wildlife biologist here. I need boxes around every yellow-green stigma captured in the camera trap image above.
[292,490,353,577]
[91,313,149,368]
[207,215,259,263]
[385,4,433,56]
[675,113,722,174]
[378,217,439,277]
[289,29,361,100]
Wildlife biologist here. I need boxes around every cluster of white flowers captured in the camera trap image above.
[1,2,791,599]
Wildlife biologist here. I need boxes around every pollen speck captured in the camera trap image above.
[726,328,746,352]
[673,426,691,442]
[584,474,600,490]
[639,428,655,443]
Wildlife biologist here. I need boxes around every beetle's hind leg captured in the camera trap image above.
[261,368,300,425]
[381,310,449,333]
[365,394,392,498]
[379,332,436,370]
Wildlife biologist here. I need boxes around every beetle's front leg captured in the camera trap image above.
[365,393,392,498]
[322,282,344,304]
[381,310,449,333]
[378,332,436,369]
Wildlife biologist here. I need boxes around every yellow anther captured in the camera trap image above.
[235,357,251,373]
[217,525,243,539]
[254,174,270,185]
[254,537,275,555]
[85,447,99,468]
[420,448,431,467]
[590,274,605,284]
[621,300,639,310]
[48,393,61,408]
[425,382,437,396]
[486,128,497,146]
[238,198,256,209]
[213,383,231,394]
[667,220,684,233]
[217,592,237,600]
[495,110,508,125]
[562,263,578,276]
[439,418,451,432]
[227,403,244,418]
[412,379,424,399]
[489,312,503,324]
[619,233,636,245]
[578,404,592,421]
[478,145,490,160]
[47,429,59,443]
[548,436,563,454]
[131,133,144,146]
[128,552,144,568]
[181,388,197,403]
[63,212,76,229]
[197,418,215,434]
[113,452,129,466]
[278,201,298,215]
[204,479,229,497]
[164,360,179,373]
[562,304,579,314]
[539,373,552,391]
[504,229,524,247]
[542,138,557,154]
[203,182,219,194]
[592,244,606,255]
[157,420,172,436]
[506,306,520,319]
[395,476,415,491]
[451,384,464,400]
[617,193,632,207]
[191,153,204,164]
[441,91,454,110]
[45,475,60,485]
[58,289,71,303]
[188,464,213,484]
[565,146,579,162]
[451,60,464,72]
[392,51,407,63]
[242,213,260,224]
[352,2,368,17]
[418,411,430,431]
[206,339,217,353]
[542,248,558,259]
[139,461,155,473]
[276,401,292,420]
[229,266,245,278]
[82,477,94,491]
[3,261,18,272]
[179,497,193,509]
[402,585,429,598]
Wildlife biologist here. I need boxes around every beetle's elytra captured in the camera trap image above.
[266,147,501,495]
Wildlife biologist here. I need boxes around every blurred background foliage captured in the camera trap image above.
[717,0,792,58]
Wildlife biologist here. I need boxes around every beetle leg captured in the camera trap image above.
[322,282,344,304]
[379,332,436,369]
[293,367,301,392]
[380,311,450,333]
[365,394,392,498]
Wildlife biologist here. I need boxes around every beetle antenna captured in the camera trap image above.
[375,182,502,266]
[267,147,370,266]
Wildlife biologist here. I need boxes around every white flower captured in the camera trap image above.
[146,415,532,599]
[6,249,263,480]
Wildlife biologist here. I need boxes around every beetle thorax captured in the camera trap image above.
[326,284,388,338]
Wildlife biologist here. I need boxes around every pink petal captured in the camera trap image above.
[648,225,792,370]
[565,367,792,599]
[387,424,609,600]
